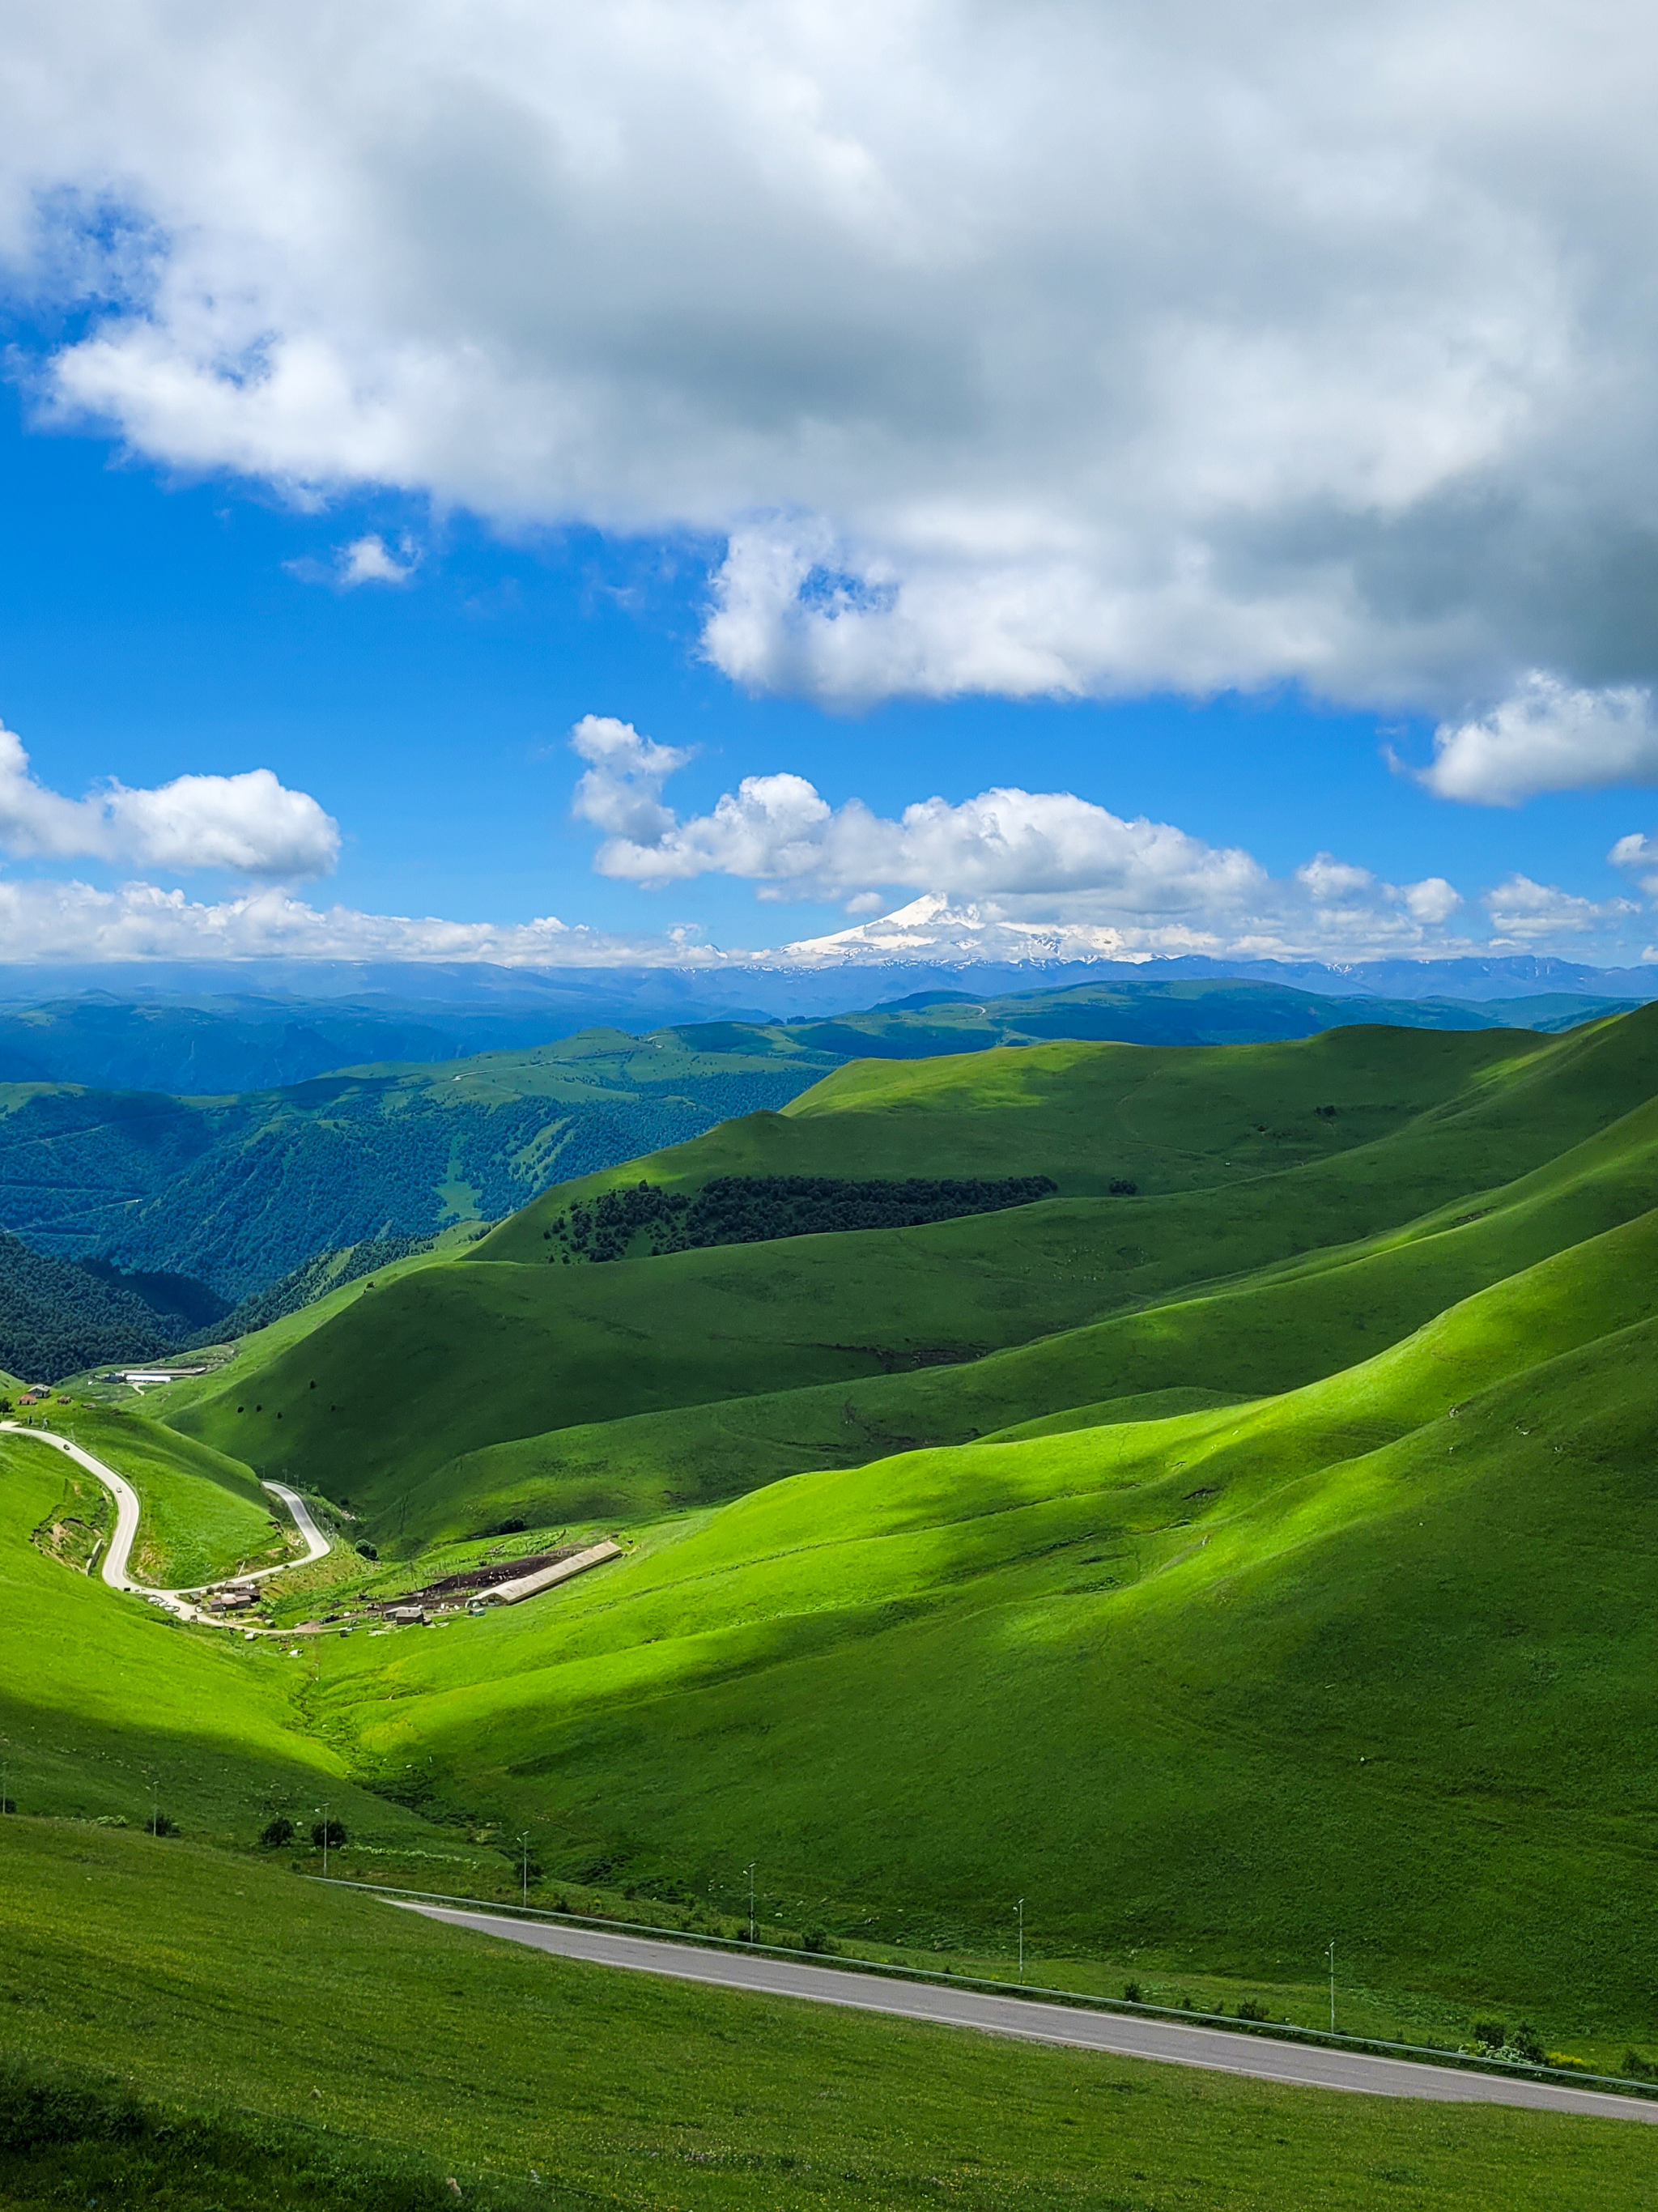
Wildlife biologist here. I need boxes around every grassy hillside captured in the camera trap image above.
[11,1403,285,1587]
[0,975,1619,1313]
[164,1010,1658,1543]
[7,1823,1652,2212]
[0,1427,529,1904]
[6,993,1652,2072]
[266,1207,1658,2048]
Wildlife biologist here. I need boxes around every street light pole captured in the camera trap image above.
[1327,1939,1336,2035]
[1017,1898,1025,1983]
[318,1803,330,1878]
[517,1831,533,1908]
[746,1862,756,1945]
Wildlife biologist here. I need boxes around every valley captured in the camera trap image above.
[8,987,1658,2205]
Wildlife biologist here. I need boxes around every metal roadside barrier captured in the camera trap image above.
[304,1873,1658,2104]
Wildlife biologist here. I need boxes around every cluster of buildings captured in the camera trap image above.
[202,1579,261,1615]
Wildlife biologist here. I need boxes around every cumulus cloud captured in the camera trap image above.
[1483,873,1639,942]
[1296,853,1462,928]
[568,720,1513,959]
[1418,674,1658,804]
[570,715,694,844]
[11,0,1658,740]
[582,748,1265,916]
[0,725,338,878]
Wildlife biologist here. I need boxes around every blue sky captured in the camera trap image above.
[0,379,1648,963]
[2,4,1658,971]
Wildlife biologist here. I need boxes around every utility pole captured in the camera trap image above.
[318,1803,330,1878]
[517,1831,533,1908]
[1017,1898,1025,1983]
[1327,1939,1336,2034]
[746,1862,756,1945]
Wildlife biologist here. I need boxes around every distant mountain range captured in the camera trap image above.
[0,934,1647,1100]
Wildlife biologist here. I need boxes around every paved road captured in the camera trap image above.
[249,1480,332,1578]
[396,1904,1658,2124]
[1,1420,331,1614]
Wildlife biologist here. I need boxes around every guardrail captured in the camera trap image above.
[307,1873,1658,2104]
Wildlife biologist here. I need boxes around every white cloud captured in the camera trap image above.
[1296,851,1462,928]
[9,2,1658,730]
[338,534,415,587]
[1483,872,1639,942]
[1418,674,1658,805]
[568,720,1511,959]
[0,725,338,878]
[1403,877,1462,926]
[1610,830,1658,897]
[582,747,1265,916]
[286,532,418,589]
[0,878,652,964]
[570,715,694,844]
[0,859,1629,971]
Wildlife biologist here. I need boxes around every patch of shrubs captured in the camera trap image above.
[1235,1998,1269,2022]
[259,1815,295,1848]
[1622,2049,1658,2081]
[312,1818,348,1850]
[1121,1980,1142,2003]
[543,1173,1061,1262]
[354,1540,377,1560]
[1469,2020,1547,2065]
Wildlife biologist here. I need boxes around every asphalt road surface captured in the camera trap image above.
[396,1904,1658,2124]
[0,1420,330,1612]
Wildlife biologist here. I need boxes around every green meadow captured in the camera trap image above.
[15,1005,1658,2188]
[2,1819,1656,2212]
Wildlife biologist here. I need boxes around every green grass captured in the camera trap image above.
[18,1402,284,1586]
[0,1432,508,1879]
[3,1818,1656,2212]
[251,1201,1658,2054]
[22,1002,1658,2091]
[159,1008,1658,1539]
[159,1006,1658,1551]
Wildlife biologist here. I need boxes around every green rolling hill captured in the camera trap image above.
[164,1009,1658,1540]
[0,971,1635,1383]
[13,998,1658,2091]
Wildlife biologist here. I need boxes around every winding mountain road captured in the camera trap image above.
[395,1905,1658,2125]
[1,1419,330,1614]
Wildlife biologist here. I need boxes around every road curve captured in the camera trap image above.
[0,1420,330,1612]
[395,1905,1658,2125]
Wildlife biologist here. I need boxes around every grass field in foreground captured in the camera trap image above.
[2,1818,1656,2212]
